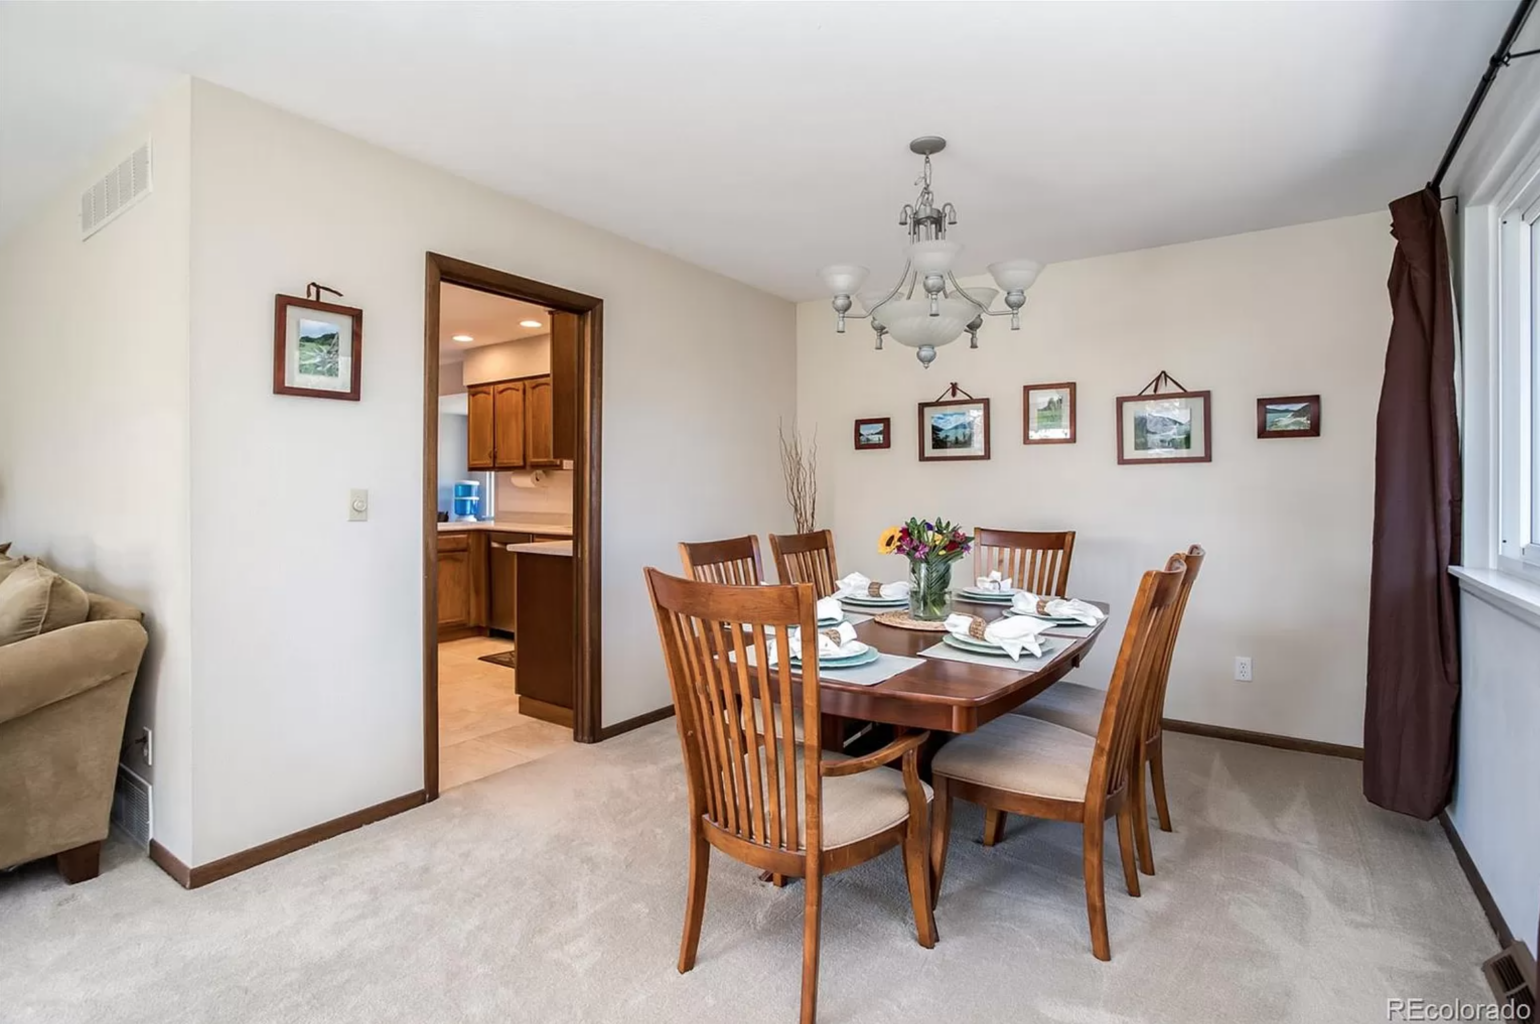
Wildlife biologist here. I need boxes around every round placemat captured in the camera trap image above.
[874,610,952,632]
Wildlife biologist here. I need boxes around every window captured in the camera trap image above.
[1495,168,1540,579]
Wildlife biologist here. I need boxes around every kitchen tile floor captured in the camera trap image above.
[438,636,573,791]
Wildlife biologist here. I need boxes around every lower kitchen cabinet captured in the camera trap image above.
[513,546,575,727]
[437,531,488,640]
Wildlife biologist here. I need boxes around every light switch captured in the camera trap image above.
[348,488,369,522]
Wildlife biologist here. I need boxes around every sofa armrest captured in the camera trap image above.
[0,619,148,725]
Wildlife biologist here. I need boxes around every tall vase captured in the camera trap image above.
[908,560,952,621]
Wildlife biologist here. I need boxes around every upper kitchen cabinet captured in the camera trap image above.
[526,377,557,467]
[549,310,578,463]
[493,380,527,469]
[467,384,495,470]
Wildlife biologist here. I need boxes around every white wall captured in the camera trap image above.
[1448,594,1540,949]
[797,212,1392,747]
[185,81,795,864]
[0,80,196,859]
[463,334,549,384]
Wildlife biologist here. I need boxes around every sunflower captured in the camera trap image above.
[877,526,902,555]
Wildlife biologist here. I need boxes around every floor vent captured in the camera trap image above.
[111,765,152,849]
[80,139,152,240]
[1482,942,1536,1017]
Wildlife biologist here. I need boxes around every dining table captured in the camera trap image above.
[793,595,1112,737]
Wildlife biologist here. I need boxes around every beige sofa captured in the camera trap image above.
[0,557,148,883]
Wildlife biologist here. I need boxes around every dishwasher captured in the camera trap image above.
[488,533,532,636]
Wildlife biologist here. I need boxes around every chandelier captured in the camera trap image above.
[818,137,1043,368]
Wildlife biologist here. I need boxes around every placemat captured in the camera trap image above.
[872,610,951,632]
[917,635,1071,670]
[817,653,924,687]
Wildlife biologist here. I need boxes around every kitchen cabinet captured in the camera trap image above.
[549,311,578,463]
[465,372,564,471]
[513,545,575,727]
[525,377,557,467]
[436,530,488,639]
[466,385,495,470]
[488,532,534,636]
[492,380,526,469]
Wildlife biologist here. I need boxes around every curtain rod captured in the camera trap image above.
[1430,0,1538,193]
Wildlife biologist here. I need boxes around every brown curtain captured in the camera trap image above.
[1364,187,1462,819]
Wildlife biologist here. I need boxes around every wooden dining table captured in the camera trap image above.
[797,597,1111,736]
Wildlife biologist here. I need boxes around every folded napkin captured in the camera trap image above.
[1010,592,1107,626]
[973,570,1014,592]
[815,596,844,623]
[775,621,862,662]
[943,613,1051,660]
[834,572,911,600]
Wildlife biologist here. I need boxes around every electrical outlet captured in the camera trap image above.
[348,488,368,522]
[1234,656,1253,682]
[139,727,153,767]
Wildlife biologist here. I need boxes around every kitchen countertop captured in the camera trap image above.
[506,540,573,557]
[438,518,573,537]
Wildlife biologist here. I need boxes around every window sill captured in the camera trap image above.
[1450,566,1540,631]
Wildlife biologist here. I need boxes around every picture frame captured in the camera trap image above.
[1023,382,1076,444]
[853,417,891,450]
[1116,389,1212,465]
[273,293,364,401]
[918,397,990,462]
[1256,394,1321,438]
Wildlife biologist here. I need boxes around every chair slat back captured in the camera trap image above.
[1084,554,1187,811]
[1142,545,1205,744]
[645,568,824,856]
[679,535,764,586]
[769,530,841,598]
[973,529,1076,597]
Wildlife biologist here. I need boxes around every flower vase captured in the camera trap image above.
[908,561,952,621]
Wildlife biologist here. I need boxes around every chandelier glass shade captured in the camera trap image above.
[818,137,1043,368]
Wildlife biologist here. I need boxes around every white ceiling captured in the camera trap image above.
[0,1,1520,300]
[438,284,549,363]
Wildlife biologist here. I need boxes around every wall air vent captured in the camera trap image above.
[1482,942,1536,1019]
[111,764,152,849]
[80,140,152,240]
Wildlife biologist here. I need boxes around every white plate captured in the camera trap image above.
[941,633,1037,658]
[791,642,876,668]
[840,595,907,608]
[1003,608,1088,625]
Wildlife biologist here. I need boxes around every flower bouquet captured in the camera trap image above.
[878,517,974,621]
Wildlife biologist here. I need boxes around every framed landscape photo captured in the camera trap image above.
[1023,382,1076,444]
[1256,394,1321,438]
[918,398,990,462]
[1116,390,1211,465]
[273,293,363,401]
[854,417,891,450]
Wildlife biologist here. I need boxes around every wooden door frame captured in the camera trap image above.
[423,253,604,800]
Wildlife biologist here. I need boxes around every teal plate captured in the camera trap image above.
[792,646,880,669]
[1003,609,1088,624]
[840,596,907,608]
[941,633,1039,658]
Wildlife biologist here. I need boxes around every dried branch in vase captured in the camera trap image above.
[779,421,819,534]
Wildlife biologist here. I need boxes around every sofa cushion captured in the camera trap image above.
[0,549,22,586]
[0,560,90,647]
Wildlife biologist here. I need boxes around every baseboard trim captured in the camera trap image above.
[599,704,675,741]
[148,790,426,890]
[518,695,574,728]
[1161,718,1364,760]
[1439,810,1514,949]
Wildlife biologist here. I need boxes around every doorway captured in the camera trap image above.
[422,253,603,800]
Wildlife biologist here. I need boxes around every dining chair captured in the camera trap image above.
[1012,544,1205,875]
[769,530,841,598]
[972,529,1076,597]
[679,534,765,586]
[929,553,1188,962]
[644,568,936,1024]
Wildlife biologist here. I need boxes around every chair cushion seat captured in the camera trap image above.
[932,715,1094,802]
[750,701,805,742]
[1013,680,1106,736]
[817,751,930,850]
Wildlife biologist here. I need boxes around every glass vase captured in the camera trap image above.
[908,560,952,621]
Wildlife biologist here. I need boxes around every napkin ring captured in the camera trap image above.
[1036,598,1053,615]
[867,581,884,597]
[823,629,844,645]
[967,616,988,640]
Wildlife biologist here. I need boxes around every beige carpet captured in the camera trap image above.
[0,726,1496,1024]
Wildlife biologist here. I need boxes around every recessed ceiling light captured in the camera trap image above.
[451,334,474,343]
[519,320,542,328]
